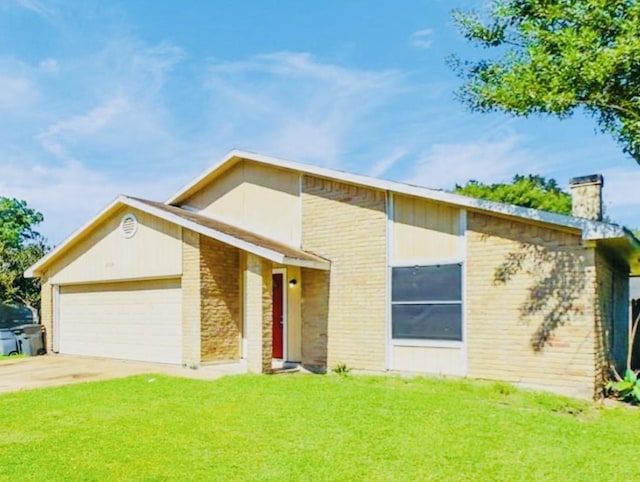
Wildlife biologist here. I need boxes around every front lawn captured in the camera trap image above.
[0,374,638,480]
[0,354,25,362]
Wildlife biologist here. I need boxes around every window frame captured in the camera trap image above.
[390,260,464,346]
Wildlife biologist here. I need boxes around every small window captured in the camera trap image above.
[391,264,462,341]
[120,213,138,238]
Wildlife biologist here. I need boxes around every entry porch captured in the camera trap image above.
[187,234,330,373]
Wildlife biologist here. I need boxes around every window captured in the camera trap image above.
[391,264,462,341]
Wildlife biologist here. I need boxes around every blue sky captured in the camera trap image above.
[2,0,640,244]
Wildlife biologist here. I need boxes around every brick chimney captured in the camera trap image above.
[569,174,603,221]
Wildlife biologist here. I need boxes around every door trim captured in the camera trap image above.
[272,268,287,361]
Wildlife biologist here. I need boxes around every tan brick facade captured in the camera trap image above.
[466,212,599,398]
[301,175,387,371]
[200,236,241,363]
[244,253,273,373]
[181,229,201,366]
[300,267,329,371]
[40,276,53,353]
[261,260,273,370]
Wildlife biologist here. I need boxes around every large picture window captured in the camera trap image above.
[391,264,462,341]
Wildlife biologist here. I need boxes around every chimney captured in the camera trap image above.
[569,174,603,221]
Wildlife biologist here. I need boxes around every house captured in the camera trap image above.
[26,150,640,398]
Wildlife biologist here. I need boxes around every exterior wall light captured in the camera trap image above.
[288,278,297,287]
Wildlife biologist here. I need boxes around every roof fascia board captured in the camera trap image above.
[167,149,625,241]
[26,195,329,278]
[129,199,330,269]
[283,256,331,270]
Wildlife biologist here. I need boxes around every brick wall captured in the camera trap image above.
[261,258,273,371]
[181,229,201,366]
[40,275,53,352]
[245,253,273,373]
[301,175,387,371]
[200,236,241,363]
[300,267,329,371]
[466,212,598,398]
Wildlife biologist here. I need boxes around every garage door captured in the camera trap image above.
[58,278,182,364]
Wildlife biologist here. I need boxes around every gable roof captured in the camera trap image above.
[26,149,640,278]
[25,195,330,277]
[127,197,328,268]
[168,149,635,243]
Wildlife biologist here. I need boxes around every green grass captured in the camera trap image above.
[0,354,25,362]
[0,374,639,481]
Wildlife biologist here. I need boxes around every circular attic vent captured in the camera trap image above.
[120,213,138,238]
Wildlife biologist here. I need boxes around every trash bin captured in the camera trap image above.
[24,324,46,355]
[0,329,20,356]
[12,324,46,356]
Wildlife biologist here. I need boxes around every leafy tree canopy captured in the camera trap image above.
[0,197,48,320]
[0,198,44,251]
[454,174,572,214]
[451,0,640,162]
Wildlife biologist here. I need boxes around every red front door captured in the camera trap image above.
[272,273,284,359]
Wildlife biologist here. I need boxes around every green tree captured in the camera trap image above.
[454,174,572,214]
[450,0,640,162]
[0,198,48,321]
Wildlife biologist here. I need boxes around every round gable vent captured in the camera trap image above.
[120,213,138,238]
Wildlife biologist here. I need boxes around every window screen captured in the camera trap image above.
[391,264,462,341]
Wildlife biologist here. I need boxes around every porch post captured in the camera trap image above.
[244,253,273,373]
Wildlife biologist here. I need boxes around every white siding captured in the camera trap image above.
[184,161,301,246]
[392,195,460,262]
[392,345,464,375]
[50,207,182,285]
[389,195,465,376]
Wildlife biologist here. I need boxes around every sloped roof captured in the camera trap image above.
[26,149,640,278]
[25,195,329,277]
[169,149,634,243]
[127,197,328,267]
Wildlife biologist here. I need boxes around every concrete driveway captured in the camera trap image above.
[0,354,247,394]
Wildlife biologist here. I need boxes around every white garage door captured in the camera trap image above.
[58,278,182,364]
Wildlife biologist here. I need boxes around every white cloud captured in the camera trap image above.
[14,0,54,17]
[203,51,404,166]
[0,156,189,245]
[30,38,189,168]
[411,29,434,49]
[0,38,193,243]
[0,74,37,109]
[39,58,59,73]
[2,48,410,245]
[406,134,540,190]
[597,167,640,226]
[37,97,129,162]
[368,148,407,178]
